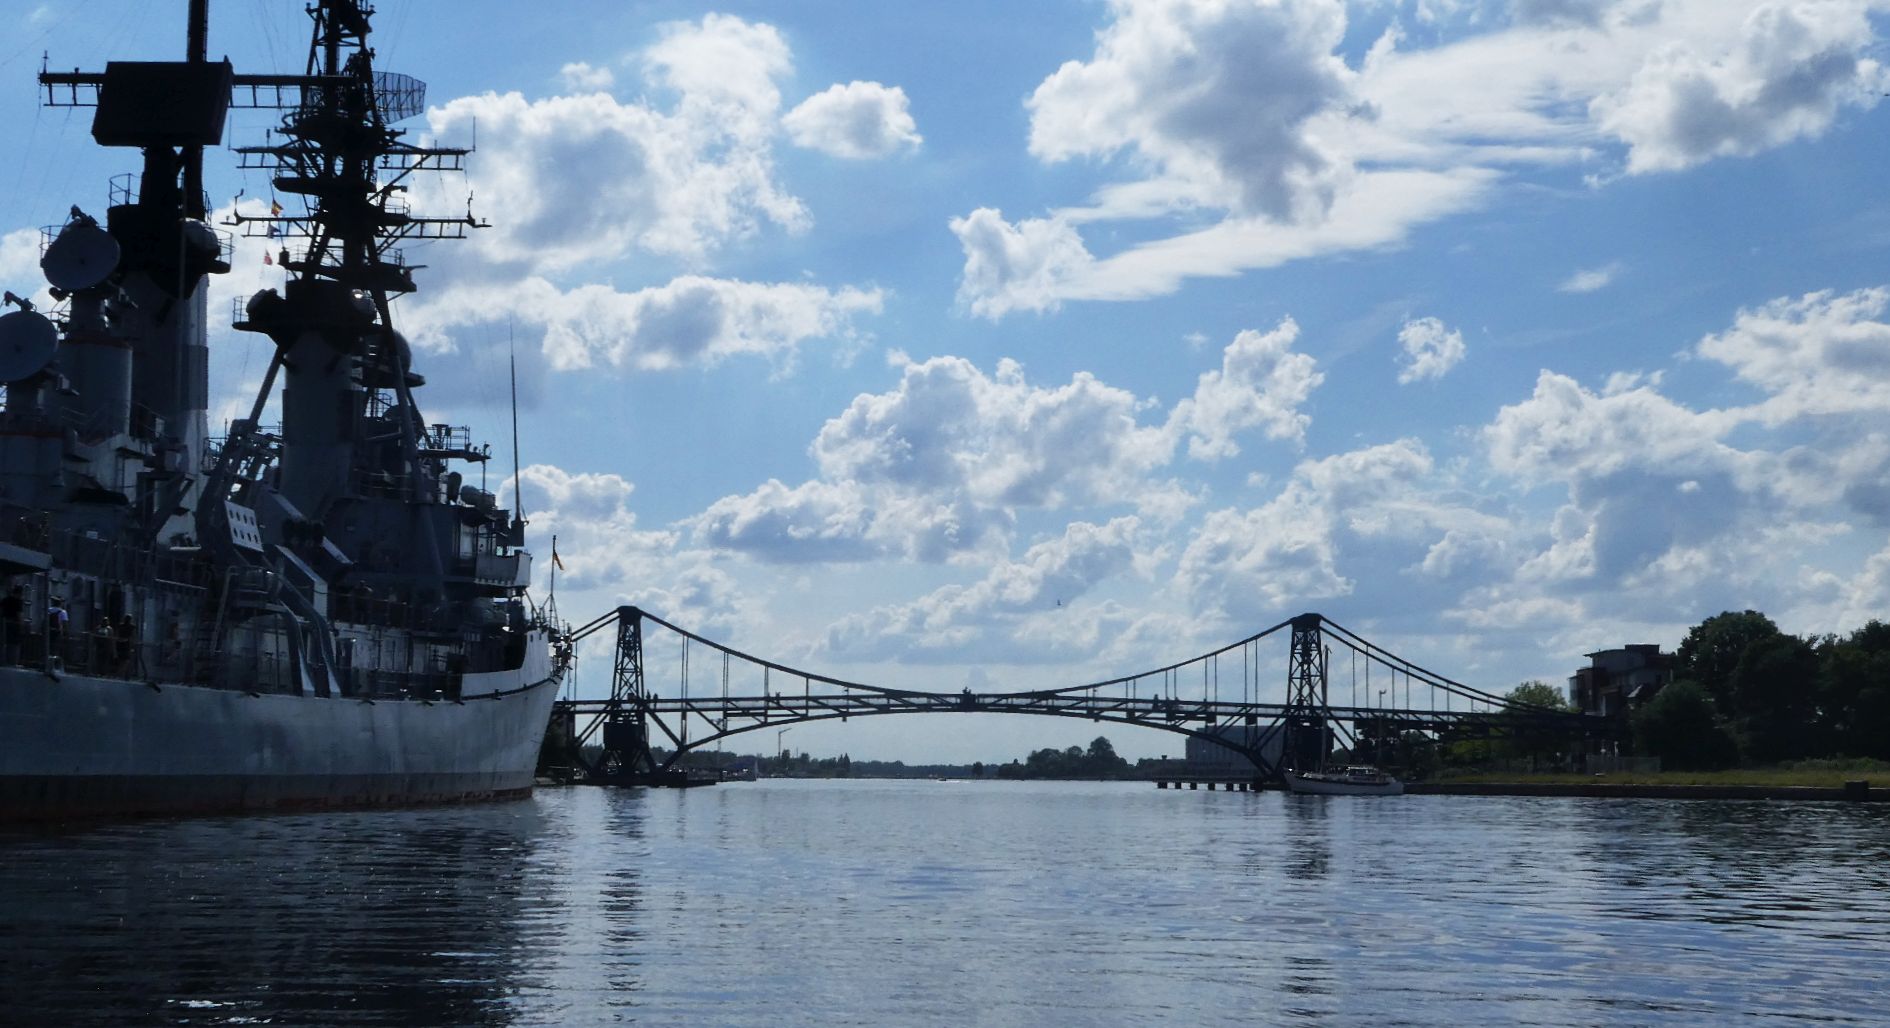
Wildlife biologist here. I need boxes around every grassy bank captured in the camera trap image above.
[1436,759,1890,789]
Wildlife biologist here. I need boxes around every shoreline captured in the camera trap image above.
[1144,777,1886,802]
[1406,780,1884,802]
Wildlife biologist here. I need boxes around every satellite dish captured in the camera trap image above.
[0,309,57,382]
[40,222,121,291]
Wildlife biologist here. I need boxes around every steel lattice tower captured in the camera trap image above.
[1283,613,1331,771]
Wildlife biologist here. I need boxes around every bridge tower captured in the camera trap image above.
[1281,613,1332,772]
[593,606,660,783]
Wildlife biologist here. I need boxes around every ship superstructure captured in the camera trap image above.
[0,0,567,819]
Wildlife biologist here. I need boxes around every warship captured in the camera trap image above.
[0,0,568,820]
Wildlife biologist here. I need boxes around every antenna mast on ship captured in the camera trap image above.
[226,0,486,518]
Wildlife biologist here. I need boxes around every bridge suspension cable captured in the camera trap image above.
[541,607,1606,787]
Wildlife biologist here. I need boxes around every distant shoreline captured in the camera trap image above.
[1407,780,1884,802]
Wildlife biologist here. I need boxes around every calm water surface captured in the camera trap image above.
[3,780,1888,1026]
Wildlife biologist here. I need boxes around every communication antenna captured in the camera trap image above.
[40,219,121,292]
[0,305,58,382]
[509,321,525,523]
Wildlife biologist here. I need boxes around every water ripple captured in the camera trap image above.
[3,782,1888,1025]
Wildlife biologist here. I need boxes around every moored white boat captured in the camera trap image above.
[1284,765,1405,796]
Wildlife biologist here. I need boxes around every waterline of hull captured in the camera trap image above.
[0,634,561,822]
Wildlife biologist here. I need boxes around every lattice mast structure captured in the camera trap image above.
[1282,613,1334,771]
[226,0,485,520]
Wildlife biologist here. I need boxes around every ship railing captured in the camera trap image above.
[6,630,468,704]
[348,667,461,702]
[351,468,417,499]
[109,173,137,207]
[188,643,291,693]
[329,594,472,636]
[48,530,135,580]
[130,403,164,442]
[0,509,51,554]
[329,591,422,630]
[3,523,213,589]
[12,629,176,685]
[0,398,102,441]
[427,424,473,452]
[51,530,214,587]
[0,405,57,435]
[40,69,99,107]
[230,80,303,110]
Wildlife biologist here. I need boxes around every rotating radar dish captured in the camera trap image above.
[0,309,57,382]
[40,223,121,291]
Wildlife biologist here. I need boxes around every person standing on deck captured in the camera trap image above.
[116,613,136,676]
[46,596,67,671]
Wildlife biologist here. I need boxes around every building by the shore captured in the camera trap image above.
[1569,645,1675,716]
[1182,723,1285,775]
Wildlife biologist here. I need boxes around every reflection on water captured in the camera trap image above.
[0,801,570,1025]
[2,783,1888,1026]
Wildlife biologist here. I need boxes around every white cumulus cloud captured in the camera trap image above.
[1027,0,1355,222]
[953,0,1890,319]
[403,275,882,373]
[558,61,615,92]
[949,208,1094,319]
[693,325,1333,565]
[785,81,922,158]
[817,517,1148,662]
[1396,317,1467,383]
[1591,1,1889,174]
[1169,318,1324,456]
[1695,287,1890,425]
[424,14,807,272]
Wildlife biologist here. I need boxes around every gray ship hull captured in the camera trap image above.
[0,631,562,822]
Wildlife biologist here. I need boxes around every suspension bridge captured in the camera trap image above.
[539,607,1614,786]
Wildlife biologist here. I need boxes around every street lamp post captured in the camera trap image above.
[776,727,792,776]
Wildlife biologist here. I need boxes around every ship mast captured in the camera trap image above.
[184,0,209,220]
[36,0,237,545]
[226,0,485,515]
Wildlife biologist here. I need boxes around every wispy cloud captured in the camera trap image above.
[1558,261,1624,294]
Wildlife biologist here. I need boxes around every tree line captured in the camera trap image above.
[991,736,1132,779]
[1632,611,1890,769]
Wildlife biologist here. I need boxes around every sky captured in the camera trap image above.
[3,0,1890,763]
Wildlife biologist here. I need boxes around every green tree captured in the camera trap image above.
[1729,633,1823,762]
[1677,610,1783,711]
[1505,680,1572,711]
[971,761,985,779]
[1501,680,1575,766]
[1631,680,1737,769]
[1083,736,1130,777]
[1818,621,1890,760]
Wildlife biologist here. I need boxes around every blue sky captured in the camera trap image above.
[5,0,1890,762]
